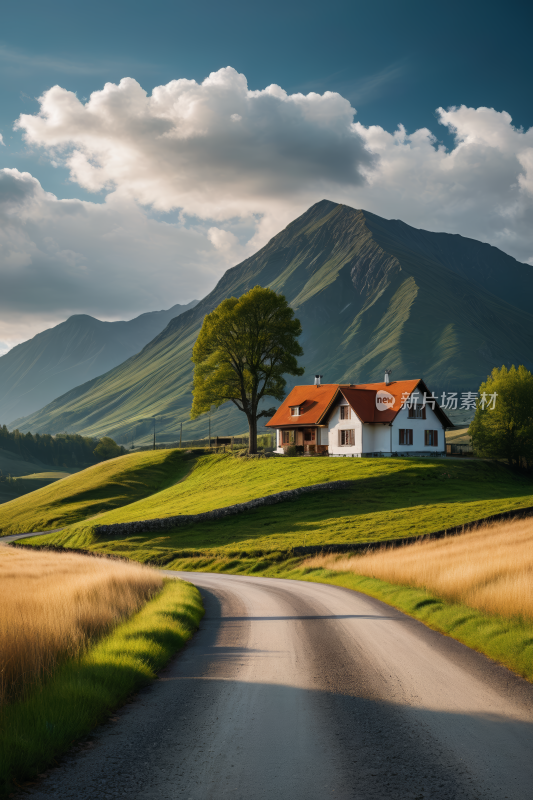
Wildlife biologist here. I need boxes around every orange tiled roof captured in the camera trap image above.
[265,383,340,428]
[265,379,452,427]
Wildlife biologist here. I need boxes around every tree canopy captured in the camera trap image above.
[0,427,125,467]
[470,365,533,469]
[93,436,125,462]
[191,286,304,453]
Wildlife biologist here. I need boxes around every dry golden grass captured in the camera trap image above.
[0,546,163,705]
[304,516,533,622]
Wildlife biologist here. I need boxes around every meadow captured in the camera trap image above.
[21,452,533,561]
[304,516,533,622]
[0,544,203,796]
[0,448,193,534]
[0,545,163,705]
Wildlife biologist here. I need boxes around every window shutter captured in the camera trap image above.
[424,430,428,446]
[338,430,342,446]
[409,430,413,445]
[399,429,405,445]
[434,430,438,447]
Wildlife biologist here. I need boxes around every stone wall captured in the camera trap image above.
[94,480,356,538]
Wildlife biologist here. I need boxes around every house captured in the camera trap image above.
[265,375,452,457]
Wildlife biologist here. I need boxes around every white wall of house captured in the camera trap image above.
[391,401,445,453]
[328,400,363,456]
[362,424,391,453]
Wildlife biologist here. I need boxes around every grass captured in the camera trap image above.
[0,546,164,705]
[0,448,195,535]
[0,571,203,798]
[304,516,533,621]
[25,453,533,559]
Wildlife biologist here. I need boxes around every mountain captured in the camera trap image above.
[1,300,198,423]
[12,201,533,442]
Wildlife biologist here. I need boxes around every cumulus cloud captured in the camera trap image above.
[4,68,533,352]
[15,67,373,220]
[15,69,533,266]
[0,168,224,348]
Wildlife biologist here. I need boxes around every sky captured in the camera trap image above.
[1,0,532,353]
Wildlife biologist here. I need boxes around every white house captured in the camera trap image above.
[265,375,451,457]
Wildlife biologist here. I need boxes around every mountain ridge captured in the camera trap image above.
[1,300,198,422]
[11,200,533,442]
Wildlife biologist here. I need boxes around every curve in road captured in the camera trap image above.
[20,569,533,800]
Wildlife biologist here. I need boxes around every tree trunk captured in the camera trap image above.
[248,415,258,455]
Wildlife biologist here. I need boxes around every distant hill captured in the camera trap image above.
[1,300,198,423]
[12,201,533,442]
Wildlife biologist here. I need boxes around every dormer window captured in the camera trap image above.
[290,406,301,417]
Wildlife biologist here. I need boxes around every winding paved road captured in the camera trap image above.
[10,564,531,800]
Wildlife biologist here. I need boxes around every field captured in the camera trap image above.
[0,545,163,705]
[305,516,533,621]
[0,545,203,796]
[17,451,533,559]
[0,448,194,534]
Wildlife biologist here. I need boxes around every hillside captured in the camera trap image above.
[2,300,197,424]
[0,449,193,534]
[13,201,533,442]
[18,453,533,554]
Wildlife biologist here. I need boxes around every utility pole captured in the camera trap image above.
[179,422,182,449]
[153,416,156,450]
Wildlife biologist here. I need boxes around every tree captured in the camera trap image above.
[191,286,304,454]
[469,365,533,469]
[93,436,124,462]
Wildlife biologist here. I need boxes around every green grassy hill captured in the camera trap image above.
[0,449,194,534]
[13,201,533,443]
[17,451,533,557]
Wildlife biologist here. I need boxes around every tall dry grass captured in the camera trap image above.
[0,546,163,705]
[304,516,533,622]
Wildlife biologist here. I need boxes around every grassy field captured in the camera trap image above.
[22,452,533,560]
[0,545,163,705]
[306,516,533,622]
[0,551,203,797]
[0,449,195,534]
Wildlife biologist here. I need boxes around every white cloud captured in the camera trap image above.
[4,68,533,352]
[0,168,225,347]
[15,69,533,266]
[15,67,372,221]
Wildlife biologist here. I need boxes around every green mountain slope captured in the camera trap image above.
[2,300,197,423]
[13,201,533,442]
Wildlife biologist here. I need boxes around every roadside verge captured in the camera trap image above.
[1,578,203,798]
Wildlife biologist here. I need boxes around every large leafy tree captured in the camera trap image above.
[470,365,533,469]
[191,286,304,454]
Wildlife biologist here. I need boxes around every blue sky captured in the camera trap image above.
[0,0,532,350]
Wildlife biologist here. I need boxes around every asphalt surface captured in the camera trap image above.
[15,568,533,800]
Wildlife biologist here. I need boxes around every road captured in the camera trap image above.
[13,566,531,800]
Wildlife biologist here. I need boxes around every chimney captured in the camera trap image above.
[384,369,392,385]
[314,375,323,387]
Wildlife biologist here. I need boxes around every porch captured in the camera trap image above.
[278,426,328,454]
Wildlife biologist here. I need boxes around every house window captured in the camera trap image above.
[425,430,439,446]
[340,405,351,420]
[290,406,300,417]
[304,429,315,442]
[408,406,426,419]
[339,429,355,446]
[399,429,413,445]
[282,430,291,444]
